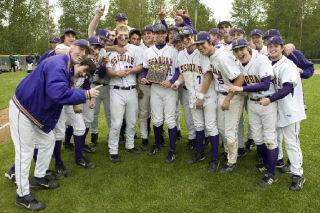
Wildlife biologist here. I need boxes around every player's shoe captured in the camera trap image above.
[281,160,292,173]
[276,158,285,168]
[185,139,195,151]
[90,133,98,147]
[76,157,95,169]
[82,144,96,153]
[220,163,236,174]
[125,147,143,154]
[109,154,120,164]
[245,139,254,152]
[258,173,278,187]
[29,177,60,190]
[5,169,16,183]
[16,192,46,211]
[165,150,176,163]
[63,142,74,151]
[149,145,161,156]
[55,161,71,178]
[252,164,268,173]
[44,170,63,180]
[140,139,149,152]
[187,152,205,164]
[207,158,220,173]
[177,130,182,140]
[289,175,306,191]
[238,148,246,157]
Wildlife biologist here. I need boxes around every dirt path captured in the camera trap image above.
[0,108,10,143]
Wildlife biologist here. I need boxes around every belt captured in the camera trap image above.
[94,83,108,86]
[113,85,136,90]
[183,86,188,91]
[218,91,228,96]
[250,96,270,101]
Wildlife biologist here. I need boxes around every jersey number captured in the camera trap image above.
[197,76,201,84]
[218,77,224,84]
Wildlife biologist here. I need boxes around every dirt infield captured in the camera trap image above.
[0,108,10,143]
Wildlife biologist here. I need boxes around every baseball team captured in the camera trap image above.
[4,5,314,211]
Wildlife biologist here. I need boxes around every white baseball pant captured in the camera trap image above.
[138,84,151,140]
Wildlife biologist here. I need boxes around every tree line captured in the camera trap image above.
[0,0,319,58]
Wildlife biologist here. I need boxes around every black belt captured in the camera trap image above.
[113,85,136,90]
[218,91,228,96]
[183,86,188,91]
[250,96,270,101]
[95,83,108,86]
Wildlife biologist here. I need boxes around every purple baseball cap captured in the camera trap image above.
[232,38,248,50]
[267,36,284,45]
[63,28,77,35]
[209,28,222,37]
[250,29,264,37]
[179,26,193,36]
[96,29,109,41]
[173,34,182,43]
[229,26,246,36]
[88,36,103,47]
[129,28,141,37]
[168,26,179,32]
[142,25,154,33]
[264,29,281,39]
[194,31,211,44]
[50,37,61,43]
[217,21,232,29]
[153,23,167,33]
[74,39,91,53]
[115,13,127,21]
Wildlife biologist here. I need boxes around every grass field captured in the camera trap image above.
[0,70,320,212]
[315,64,320,70]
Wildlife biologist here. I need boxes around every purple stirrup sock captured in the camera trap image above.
[54,141,62,165]
[74,135,84,160]
[209,135,219,159]
[168,127,177,151]
[256,144,267,165]
[267,147,279,176]
[64,125,73,145]
[196,131,205,153]
[11,164,15,172]
[33,148,38,162]
[153,125,162,146]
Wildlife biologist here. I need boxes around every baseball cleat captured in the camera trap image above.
[165,150,176,163]
[90,133,98,147]
[125,147,143,154]
[149,145,161,156]
[140,139,149,152]
[258,173,278,187]
[220,163,236,173]
[5,169,16,183]
[45,170,63,181]
[289,175,305,191]
[76,157,96,169]
[63,142,74,151]
[252,164,268,173]
[207,158,220,173]
[238,148,246,157]
[185,139,195,151]
[109,154,120,164]
[281,160,292,173]
[55,161,71,178]
[82,144,96,153]
[276,158,285,168]
[29,177,60,190]
[187,152,205,164]
[16,193,46,211]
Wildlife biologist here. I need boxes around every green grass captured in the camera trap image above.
[0,74,320,212]
[314,64,320,70]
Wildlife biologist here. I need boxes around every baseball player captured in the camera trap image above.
[229,38,278,186]
[249,29,268,56]
[37,37,61,65]
[195,31,245,173]
[209,28,222,45]
[217,21,233,48]
[9,40,100,210]
[106,24,143,164]
[172,28,220,172]
[258,36,306,191]
[141,23,180,163]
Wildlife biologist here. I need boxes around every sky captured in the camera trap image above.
[50,0,234,25]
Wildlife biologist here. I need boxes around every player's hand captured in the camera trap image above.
[171,82,179,91]
[137,89,144,99]
[158,5,166,20]
[229,85,243,93]
[283,43,295,56]
[99,54,110,67]
[248,40,256,49]
[96,5,105,17]
[141,78,150,85]
[182,6,189,18]
[195,98,204,109]
[116,70,128,78]
[73,105,83,114]
[89,85,103,98]
[257,98,271,106]
[221,98,230,111]
[115,47,127,54]
[161,80,171,88]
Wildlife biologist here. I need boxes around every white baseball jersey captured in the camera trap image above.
[238,51,276,99]
[143,44,178,82]
[176,48,216,108]
[55,43,70,51]
[207,46,242,93]
[257,45,268,56]
[273,55,306,127]
[107,44,142,87]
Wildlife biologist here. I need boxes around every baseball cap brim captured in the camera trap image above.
[194,40,207,44]
[232,44,247,50]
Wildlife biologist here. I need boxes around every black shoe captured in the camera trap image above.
[220,163,236,173]
[149,145,161,156]
[5,169,16,183]
[55,161,71,178]
[276,158,285,168]
[177,130,182,140]
[207,158,220,173]
[90,133,98,147]
[289,175,306,191]
[238,148,246,157]
[76,157,95,169]
[187,152,205,164]
[29,177,60,190]
[125,147,143,154]
[165,150,176,163]
[45,170,63,181]
[63,142,74,151]
[109,154,120,164]
[258,173,278,187]
[245,140,254,152]
[281,159,292,173]
[16,193,46,211]
[141,139,149,152]
[83,144,96,153]
[185,139,195,151]
[252,164,267,173]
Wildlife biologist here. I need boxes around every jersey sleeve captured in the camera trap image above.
[258,55,274,79]
[143,49,149,69]
[280,61,298,87]
[218,51,241,80]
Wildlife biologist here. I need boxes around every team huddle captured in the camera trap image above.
[5,5,314,211]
